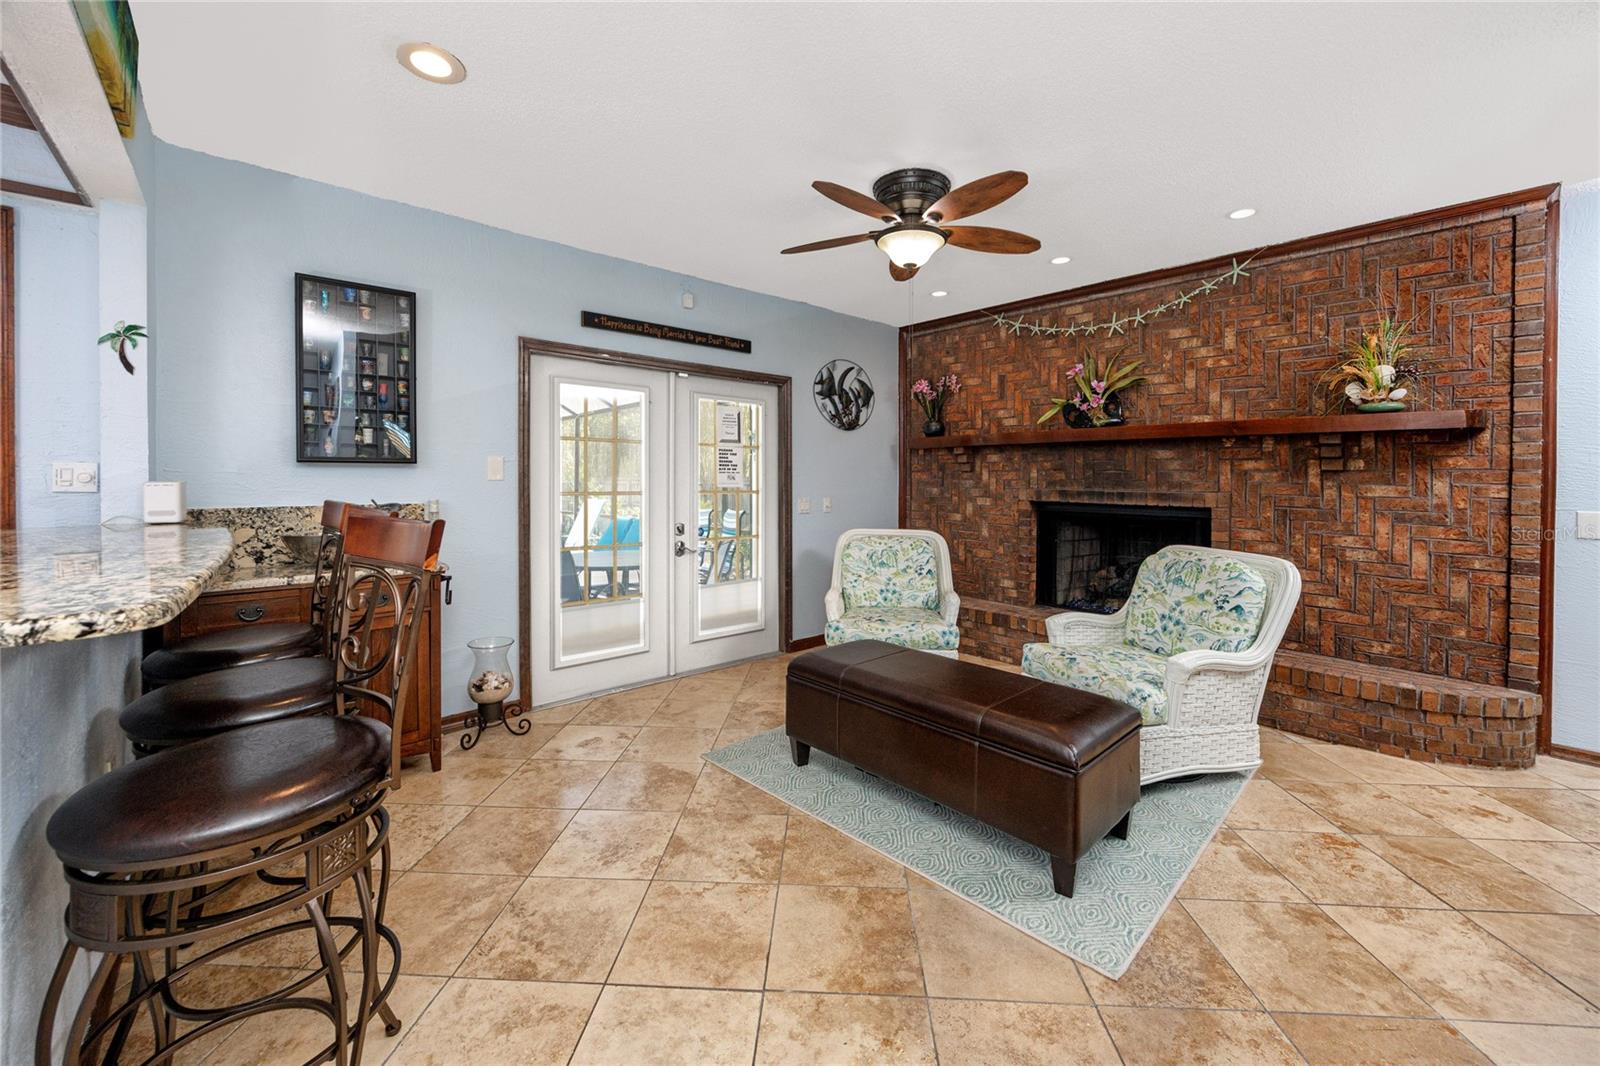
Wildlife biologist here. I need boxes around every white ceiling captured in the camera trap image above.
[131,2,1598,327]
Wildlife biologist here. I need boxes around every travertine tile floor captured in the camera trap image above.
[179,653,1599,1064]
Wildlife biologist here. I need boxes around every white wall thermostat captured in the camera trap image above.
[143,481,187,524]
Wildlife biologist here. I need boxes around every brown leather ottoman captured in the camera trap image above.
[786,640,1141,897]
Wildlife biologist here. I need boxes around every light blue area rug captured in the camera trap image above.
[705,728,1250,978]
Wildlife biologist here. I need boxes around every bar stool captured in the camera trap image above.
[138,500,357,690]
[38,512,444,1066]
[118,509,441,756]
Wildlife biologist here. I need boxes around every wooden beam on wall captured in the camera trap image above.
[0,59,92,207]
[2,205,15,529]
[0,84,36,130]
[0,180,87,207]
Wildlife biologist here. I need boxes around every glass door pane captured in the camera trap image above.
[694,395,763,635]
[557,381,648,662]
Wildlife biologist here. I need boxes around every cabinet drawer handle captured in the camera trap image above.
[235,604,267,622]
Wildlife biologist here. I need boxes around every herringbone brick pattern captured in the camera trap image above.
[906,202,1549,699]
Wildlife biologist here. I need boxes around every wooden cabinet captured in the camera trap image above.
[160,574,444,771]
[169,586,309,637]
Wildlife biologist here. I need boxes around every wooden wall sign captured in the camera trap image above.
[581,311,751,354]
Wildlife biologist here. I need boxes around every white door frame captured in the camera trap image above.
[517,337,793,711]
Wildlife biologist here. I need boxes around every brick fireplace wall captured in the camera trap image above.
[902,189,1556,766]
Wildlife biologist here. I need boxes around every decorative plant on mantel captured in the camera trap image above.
[1321,314,1422,413]
[911,373,962,436]
[98,320,147,376]
[1038,353,1147,428]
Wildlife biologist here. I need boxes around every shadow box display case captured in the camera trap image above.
[296,273,417,463]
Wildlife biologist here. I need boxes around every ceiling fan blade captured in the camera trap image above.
[889,262,919,282]
[942,225,1042,254]
[924,170,1028,223]
[780,233,877,255]
[813,181,899,222]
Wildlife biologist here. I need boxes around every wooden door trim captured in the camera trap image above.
[2,205,14,529]
[516,335,795,709]
[1537,187,1561,753]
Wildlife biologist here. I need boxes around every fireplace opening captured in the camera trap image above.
[1034,502,1211,614]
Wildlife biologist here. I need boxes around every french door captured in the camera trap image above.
[528,356,780,705]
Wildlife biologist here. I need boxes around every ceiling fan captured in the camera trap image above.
[781,167,1041,282]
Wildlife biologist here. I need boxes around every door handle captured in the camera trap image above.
[674,541,690,557]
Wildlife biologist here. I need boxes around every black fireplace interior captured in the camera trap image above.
[1034,502,1212,614]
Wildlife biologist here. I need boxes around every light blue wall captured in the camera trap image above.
[0,633,142,1064]
[143,141,900,704]
[2,196,102,528]
[1554,178,1600,753]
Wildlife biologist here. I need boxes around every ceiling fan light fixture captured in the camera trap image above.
[875,225,947,269]
[398,42,466,84]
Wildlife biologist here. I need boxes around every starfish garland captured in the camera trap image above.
[986,254,1260,339]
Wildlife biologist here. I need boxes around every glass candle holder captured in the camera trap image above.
[467,636,515,706]
[461,636,523,749]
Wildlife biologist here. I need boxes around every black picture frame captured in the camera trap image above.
[294,272,418,464]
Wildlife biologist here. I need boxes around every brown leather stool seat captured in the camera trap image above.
[47,716,389,871]
[119,657,337,753]
[140,622,322,688]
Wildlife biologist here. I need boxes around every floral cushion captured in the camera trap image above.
[839,534,942,612]
[825,606,959,652]
[1020,642,1169,726]
[1123,548,1268,657]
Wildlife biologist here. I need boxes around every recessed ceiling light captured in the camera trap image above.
[398,42,466,84]
[1050,256,1072,265]
[1228,208,1256,220]
[930,290,949,298]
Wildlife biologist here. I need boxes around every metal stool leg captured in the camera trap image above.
[306,896,350,1066]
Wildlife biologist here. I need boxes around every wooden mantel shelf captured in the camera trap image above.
[909,409,1488,450]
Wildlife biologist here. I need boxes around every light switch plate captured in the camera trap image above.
[51,461,98,493]
[486,455,505,481]
[797,497,811,514]
[822,497,833,513]
[1577,512,1600,540]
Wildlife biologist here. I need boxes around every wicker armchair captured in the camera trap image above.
[1022,545,1301,784]
[824,528,961,659]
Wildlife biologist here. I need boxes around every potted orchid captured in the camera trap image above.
[1322,315,1422,412]
[1037,353,1147,428]
[911,373,962,436]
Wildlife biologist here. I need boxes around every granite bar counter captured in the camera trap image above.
[0,524,235,647]
[0,523,232,1061]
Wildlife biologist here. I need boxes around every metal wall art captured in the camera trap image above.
[813,359,874,430]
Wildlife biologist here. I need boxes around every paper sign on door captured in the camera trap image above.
[716,444,746,488]
[715,402,748,489]
[716,403,743,443]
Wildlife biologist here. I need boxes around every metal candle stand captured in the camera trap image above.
[459,696,530,750]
